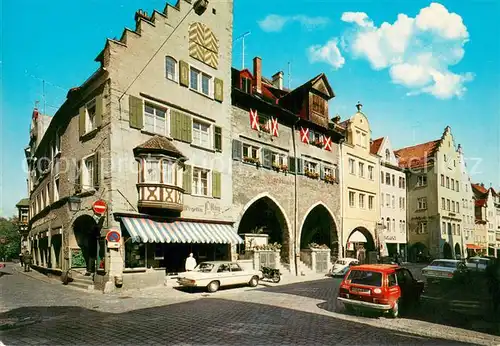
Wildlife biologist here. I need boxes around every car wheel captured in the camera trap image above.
[207,280,220,293]
[389,299,399,318]
[249,276,259,287]
[272,275,281,283]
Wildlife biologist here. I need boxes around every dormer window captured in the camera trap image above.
[241,77,252,94]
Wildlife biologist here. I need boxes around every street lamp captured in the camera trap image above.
[68,196,82,212]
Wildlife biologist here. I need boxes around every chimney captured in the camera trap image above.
[332,115,341,124]
[481,183,484,187]
[253,57,262,94]
[272,71,284,90]
[457,143,462,153]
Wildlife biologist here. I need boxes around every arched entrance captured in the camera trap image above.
[346,227,375,264]
[443,242,453,259]
[237,196,290,262]
[454,243,461,258]
[73,215,100,274]
[299,204,339,259]
[409,242,428,262]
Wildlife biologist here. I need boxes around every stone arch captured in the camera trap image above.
[443,242,453,259]
[72,214,100,273]
[235,193,291,263]
[345,227,376,264]
[454,243,461,258]
[299,202,339,259]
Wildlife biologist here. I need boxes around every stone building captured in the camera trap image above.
[338,105,381,263]
[370,137,407,258]
[25,0,239,292]
[230,57,344,274]
[395,126,466,260]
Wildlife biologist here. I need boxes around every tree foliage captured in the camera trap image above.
[0,217,21,260]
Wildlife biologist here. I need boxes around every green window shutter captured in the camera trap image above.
[214,126,222,152]
[95,94,104,128]
[184,114,192,143]
[212,171,221,199]
[75,160,82,194]
[297,158,304,175]
[171,110,180,140]
[179,61,189,87]
[335,166,340,183]
[288,156,296,173]
[183,165,192,194]
[79,106,86,137]
[232,139,242,160]
[129,96,144,130]
[93,151,100,190]
[320,164,325,180]
[262,149,272,169]
[214,78,223,102]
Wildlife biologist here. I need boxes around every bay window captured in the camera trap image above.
[144,159,159,183]
[161,160,174,184]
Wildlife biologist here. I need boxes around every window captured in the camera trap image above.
[442,198,445,210]
[388,273,397,287]
[401,177,405,189]
[447,199,450,211]
[324,166,333,179]
[442,221,446,234]
[446,177,450,188]
[457,224,461,236]
[312,94,325,114]
[347,270,382,287]
[362,133,367,148]
[368,166,374,180]
[54,177,60,201]
[144,103,167,135]
[190,67,199,90]
[144,159,159,182]
[242,144,260,159]
[54,131,61,156]
[417,175,427,187]
[402,221,406,233]
[45,183,50,206]
[272,152,287,167]
[391,195,395,209]
[417,197,427,210]
[368,196,374,210]
[456,202,460,213]
[82,156,95,190]
[381,193,384,207]
[349,191,355,207]
[451,179,455,191]
[305,160,318,173]
[386,218,391,231]
[452,224,456,235]
[385,173,391,185]
[193,167,209,196]
[401,197,405,209]
[381,171,384,184]
[241,77,252,93]
[192,120,211,148]
[440,174,444,186]
[451,201,455,212]
[349,159,355,174]
[444,154,447,161]
[85,98,97,133]
[385,149,390,161]
[418,222,428,234]
[165,56,177,81]
[358,162,364,177]
[161,160,173,184]
[386,193,390,207]
[456,183,459,192]
[392,174,395,186]
[359,194,365,208]
[190,67,212,97]
[392,219,396,232]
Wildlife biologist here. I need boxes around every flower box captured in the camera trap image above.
[243,156,261,167]
[260,124,271,133]
[324,174,335,184]
[272,162,288,173]
[305,169,320,179]
[312,140,323,148]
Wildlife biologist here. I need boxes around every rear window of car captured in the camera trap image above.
[336,260,346,265]
[430,261,457,268]
[347,270,383,287]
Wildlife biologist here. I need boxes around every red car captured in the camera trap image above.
[337,264,424,318]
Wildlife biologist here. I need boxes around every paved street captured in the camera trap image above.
[1,263,499,346]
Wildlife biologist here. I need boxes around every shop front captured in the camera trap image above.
[118,216,243,289]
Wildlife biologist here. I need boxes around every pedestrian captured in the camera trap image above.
[185,253,197,272]
[23,250,32,272]
[19,252,23,267]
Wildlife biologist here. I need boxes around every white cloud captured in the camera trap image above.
[258,14,329,32]
[333,3,473,99]
[308,38,345,70]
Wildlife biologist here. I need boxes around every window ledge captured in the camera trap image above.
[190,143,216,153]
[123,268,147,273]
[141,130,172,140]
[76,189,96,198]
[80,128,99,141]
[166,77,178,84]
[189,88,213,100]
[191,194,215,199]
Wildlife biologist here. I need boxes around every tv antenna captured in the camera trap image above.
[234,31,251,69]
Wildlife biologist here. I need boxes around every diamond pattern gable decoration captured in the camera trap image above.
[300,127,309,144]
[249,109,260,130]
[323,136,332,151]
[271,117,279,137]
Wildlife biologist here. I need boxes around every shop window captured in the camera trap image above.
[124,240,146,268]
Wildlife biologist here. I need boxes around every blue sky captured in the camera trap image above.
[1,0,499,217]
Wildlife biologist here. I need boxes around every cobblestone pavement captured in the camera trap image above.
[1,263,499,345]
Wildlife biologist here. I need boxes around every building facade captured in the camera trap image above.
[457,145,476,257]
[230,57,344,274]
[15,198,30,252]
[371,137,407,258]
[339,105,381,262]
[25,0,239,292]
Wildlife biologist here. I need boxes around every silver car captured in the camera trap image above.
[421,259,467,283]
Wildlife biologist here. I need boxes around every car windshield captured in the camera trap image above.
[336,260,346,265]
[195,262,214,273]
[347,270,383,287]
[430,260,457,268]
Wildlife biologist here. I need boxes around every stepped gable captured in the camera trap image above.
[394,140,440,169]
[94,0,192,67]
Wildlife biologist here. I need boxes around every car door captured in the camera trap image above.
[387,272,400,303]
[216,263,232,286]
[229,263,246,285]
[395,269,411,304]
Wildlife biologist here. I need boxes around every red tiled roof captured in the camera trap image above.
[394,140,440,169]
[370,137,383,155]
[475,199,487,207]
[338,120,349,129]
[471,183,488,195]
[134,135,185,158]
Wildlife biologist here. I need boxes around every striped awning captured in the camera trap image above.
[121,217,243,245]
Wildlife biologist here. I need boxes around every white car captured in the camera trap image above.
[177,261,262,293]
[466,257,490,272]
[329,258,359,277]
[421,259,467,283]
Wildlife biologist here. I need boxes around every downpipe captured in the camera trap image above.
[292,120,300,276]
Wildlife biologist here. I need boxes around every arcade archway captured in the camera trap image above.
[454,243,461,258]
[73,215,100,274]
[345,227,375,263]
[443,242,453,259]
[299,204,339,259]
[237,196,290,262]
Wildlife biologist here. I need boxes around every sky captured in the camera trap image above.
[1,0,499,217]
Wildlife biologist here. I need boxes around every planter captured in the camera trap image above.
[324,175,335,184]
[243,157,261,168]
[304,169,320,179]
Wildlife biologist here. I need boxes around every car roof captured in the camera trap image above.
[199,261,236,265]
[349,264,399,272]
[339,258,358,261]
[431,259,459,262]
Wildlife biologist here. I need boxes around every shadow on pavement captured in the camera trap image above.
[0,271,13,277]
[0,300,470,345]
[256,277,500,337]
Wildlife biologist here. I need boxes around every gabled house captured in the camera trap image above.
[471,183,497,256]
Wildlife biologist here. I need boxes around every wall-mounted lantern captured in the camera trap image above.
[68,196,82,212]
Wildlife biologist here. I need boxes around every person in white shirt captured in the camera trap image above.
[185,253,197,271]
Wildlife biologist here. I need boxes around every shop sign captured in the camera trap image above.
[185,201,222,215]
[384,235,397,241]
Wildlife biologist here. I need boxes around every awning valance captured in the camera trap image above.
[348,231,367,243]
[466,244,482,250]
[121,217,243,245]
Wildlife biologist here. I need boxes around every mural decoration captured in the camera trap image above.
[189,22,219,69]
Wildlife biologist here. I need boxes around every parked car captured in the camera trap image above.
[177,261,262,293]
[421,259,468,284]
[466,257,490,272]
[337,264,424,318]
[329,258,359,277]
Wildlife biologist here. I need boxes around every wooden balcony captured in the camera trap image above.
[137,183,184,211]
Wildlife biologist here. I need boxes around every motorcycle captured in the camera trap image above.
[261,266,281,283]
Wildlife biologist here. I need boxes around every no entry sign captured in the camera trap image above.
[92,199,107,215]
[106,230,121,243]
